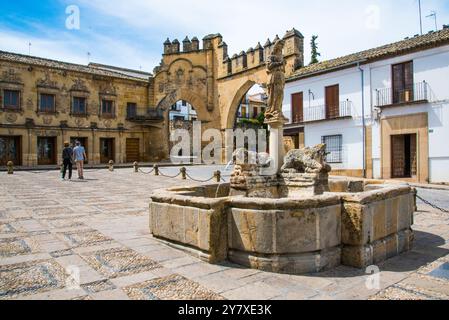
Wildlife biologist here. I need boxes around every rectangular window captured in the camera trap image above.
[322,135,343,163]
[392,61,414,104]
[291,92,303,123]
[241,106,247,118]
[101,100,114,116]
[3,90,20,110]
[253,107,258,119]
[72,97,86,115]
[325,85,340,119]
[39,94,56,113]
[127,103,137,118]
[182,100,187,107]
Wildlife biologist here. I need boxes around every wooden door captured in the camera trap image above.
[0,136,21,166]
[126,138,140,163]
[38,137,56,165]
[100,138,115,164]
[392,61,414,104]
[391,134,417,178]
[291,92,303,123]
[325,85,339,119]
[410,134,417,177]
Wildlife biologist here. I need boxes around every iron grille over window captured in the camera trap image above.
[322,135,343,163]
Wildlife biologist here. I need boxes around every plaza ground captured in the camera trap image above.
[0,166,448,300]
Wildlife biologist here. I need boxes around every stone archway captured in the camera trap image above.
[156,89,216,158]
[149,29,304,160]
[156,88,212,123]
[220,67,269,130]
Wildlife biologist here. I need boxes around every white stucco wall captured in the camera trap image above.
[283,65,372,171]
[283,44,449,182]
[369,45,449,183]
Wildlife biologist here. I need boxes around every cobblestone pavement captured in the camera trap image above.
[1,167,448,300]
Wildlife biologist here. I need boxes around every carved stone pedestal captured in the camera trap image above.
[279,172,330,197]
[230,163,278,198]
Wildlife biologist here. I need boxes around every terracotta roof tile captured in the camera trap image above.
[0,50,150,82]
[287,28,449,81]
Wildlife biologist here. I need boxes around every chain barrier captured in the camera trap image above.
[135,163,224,184]
[185,172,216,183]
[158,167,182,179]
[138,168,155,175]
[416,194,449,213]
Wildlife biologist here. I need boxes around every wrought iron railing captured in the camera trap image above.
[374,81,429,107]
[302,100,353,123]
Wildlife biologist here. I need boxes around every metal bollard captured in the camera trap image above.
[214,170,221,183]
[108,160,114,172]
[154,164,159,176]
[133,162,139,173]
[180,167,187,180]
[7,161,14,175]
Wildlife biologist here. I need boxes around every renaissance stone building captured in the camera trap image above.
[0,28,303,167]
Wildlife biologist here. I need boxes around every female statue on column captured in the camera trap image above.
[264,39,287,123]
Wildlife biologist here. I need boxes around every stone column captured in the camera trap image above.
[266,119,287,175]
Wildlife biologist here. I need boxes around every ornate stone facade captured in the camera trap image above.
[1,27,304,166]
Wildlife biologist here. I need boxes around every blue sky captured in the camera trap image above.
[1,0,448,73]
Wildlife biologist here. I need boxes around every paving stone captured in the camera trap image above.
[172,262,227,279]
[221,281,284,300]
[90,288,130,300]
[80,247,162,279]
[19,288,87,300]
[0,259,67,300]
[124,274,224,300]
[81,280,117,294]
[1,168,449,300]
[110,271,159,288]
[57,229,114,248]
[0,236,40,257]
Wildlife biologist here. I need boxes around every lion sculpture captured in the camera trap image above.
[281,144,331,174]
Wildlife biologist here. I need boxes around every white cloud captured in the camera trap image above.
[76,0,449,64]
[0,27,160,72]
[2,0,449,70]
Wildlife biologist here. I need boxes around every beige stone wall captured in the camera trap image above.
[2,30,304,165]
[152,31,304,161]
[341,187,415,267]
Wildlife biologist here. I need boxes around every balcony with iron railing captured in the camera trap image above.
[296,100,353,124]
[126,107,164,123]
[374,81,429,108]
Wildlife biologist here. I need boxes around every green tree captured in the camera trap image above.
[310,35,321,65]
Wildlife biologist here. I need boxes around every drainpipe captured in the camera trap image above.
[358,62,367,178]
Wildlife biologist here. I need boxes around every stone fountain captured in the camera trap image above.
[149,40,416,275]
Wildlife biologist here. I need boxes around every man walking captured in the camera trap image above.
[61,141,73,181]
[73,140,87,180]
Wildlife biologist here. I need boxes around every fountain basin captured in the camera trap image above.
[149,178,415,274]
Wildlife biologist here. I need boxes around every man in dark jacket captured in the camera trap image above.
[62,141,73,181]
